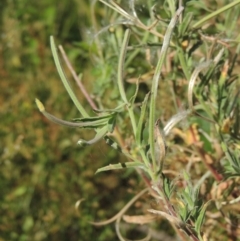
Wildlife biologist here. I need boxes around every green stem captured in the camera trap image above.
[118,29,137,136]
[149,7,184,176]
[118,29,130,104]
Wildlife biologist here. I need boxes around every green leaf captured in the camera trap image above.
[107,115,117,133]
[117,28,130,104]
[35,99,117,129]
[95,161,145,174]
[50,36,89,118]
[177,203,190,222]
[178,12,193,36]
[149,7,184,174]
[180,192,194,210]
[177,47,191,80]
[186,1,213,12]
[104,136,143,163]
[162,174,174,199]
[72,113,116,122]
[129,80,139,106]
[195,201,211,238]
[192,0,240,29]
[93,103,125,113]
[77,125,108,146]
[136,92,150,146]
[36,99,109,128]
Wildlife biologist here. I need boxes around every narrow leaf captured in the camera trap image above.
[129,79,139,105]
[195,201,211,237]
[117,28,137,136]
[36,99,109,128]
[72,113,116,122]
[93,103,125,113]
[77,125,108,146]
[136,92,150,145]
[178,12,193,36]
[192,0,240,29]
[118,28,131,104]
[149,7,184,174]
[95,161,145,173]
[50,36,89,117]
[104,136,142,162]
[107,115,117,133]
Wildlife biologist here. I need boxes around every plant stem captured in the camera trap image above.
[149,7,184,176]
[118,28,137,135]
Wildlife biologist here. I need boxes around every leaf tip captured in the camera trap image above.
[77,139,87,147]
[35,98,45,112]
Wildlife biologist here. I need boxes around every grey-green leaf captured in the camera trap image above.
[50,36,89,118]
[95,161,145,174]
[77,126,108,146]
[136,92,150,145]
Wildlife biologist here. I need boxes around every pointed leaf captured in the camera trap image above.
[129,79,139,106]
[149,7,184,173]
[136,92,150,145]
[192,0,240,29]
[195,201,211,237]
[36,99,109,128]
[93,103,125,113]
[180,192,194,210]
[186,1,213,12]
[50,36,89,117]
[117,28,131,104]
[107,115,117,133]
[163,174,175,199]
[95,161,145,173]
[77,126,108,146]
[178,12,193,36]
[104,136,142,163]
[72,112,116,122]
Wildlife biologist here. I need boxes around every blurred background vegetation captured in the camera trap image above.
[1,0,240,241]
